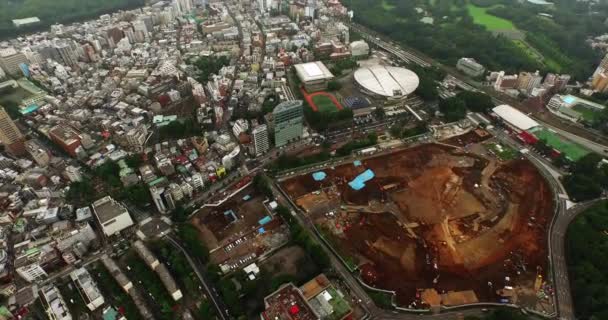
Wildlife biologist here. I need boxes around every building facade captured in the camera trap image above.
[273,100,303,147]
[252,124,270,156]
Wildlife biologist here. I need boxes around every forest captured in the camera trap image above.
[0,0,145,39]
[347,0,605,80]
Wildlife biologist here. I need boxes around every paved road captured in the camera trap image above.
[549,199,605,320]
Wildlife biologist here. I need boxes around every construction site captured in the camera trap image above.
[190,185,289,273]
[280,142,554,311]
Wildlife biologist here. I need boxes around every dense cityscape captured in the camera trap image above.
[0,0,606,319]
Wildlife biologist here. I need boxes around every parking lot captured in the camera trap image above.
[190,185,290,273]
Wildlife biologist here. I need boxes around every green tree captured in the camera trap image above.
[327,80,342,91]
[457,91,494,113]
[415,76,439,101]
[177,224,210,262]
[439,96,467,122]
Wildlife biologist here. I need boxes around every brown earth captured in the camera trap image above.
[281,143,554,306]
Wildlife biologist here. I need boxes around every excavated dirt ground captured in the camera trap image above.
[281,143,553,306]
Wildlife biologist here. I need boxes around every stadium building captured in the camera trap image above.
[491,105,540,133]
[546,94,605,123]
[354,65,419,100]
[294,62,334,92]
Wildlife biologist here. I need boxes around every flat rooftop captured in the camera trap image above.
[92,197,127,224]
[262,283,319,320]
[294,62,334,82]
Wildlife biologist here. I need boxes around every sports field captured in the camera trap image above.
[467,4,515,30]
[572,105,600,122]
[312,95,340,113]
[301,88,344,113]
[533,128,590,161]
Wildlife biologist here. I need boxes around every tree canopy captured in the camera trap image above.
[439,96,467,122]
[567,201,608,320]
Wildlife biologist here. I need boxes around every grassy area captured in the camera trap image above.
[312,95,340,113]
[532,128,590,161]
[572,105,600,122]
[466,4,515,30]
[381,0,395,10]
[487,142,518,160]
[325,287,352,320]
[512,39,543,62]
[366,289,394,309]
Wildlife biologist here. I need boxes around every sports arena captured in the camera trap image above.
[353,65,419,100]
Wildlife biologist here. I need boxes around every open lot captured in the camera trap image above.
[466,4,515,31]
[191,185,289,271]
[281,142,554,309]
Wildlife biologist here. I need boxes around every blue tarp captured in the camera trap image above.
[312,171,327,181]
[243,195,251,201]
[258,227,266,234]
[353,160,362,166]
[348,169,375,190]
[258,216,272,225]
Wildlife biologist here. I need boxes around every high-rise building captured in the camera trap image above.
[54,40,77,67]
[0,48,29,77]
[517,71,542,94]
[174,0,193,15]
[273,100,304,147]
[252,124,270,156]
[0,106,25,156]
[150,186,167,213]
[592,71,608,92]
[593,53,608,78]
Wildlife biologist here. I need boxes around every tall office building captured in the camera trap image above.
[252,124,270,156]
[593,52,608,78]
[0,106,25,156]
[150,186,167,213]
[273,100,303,147]
[517,71,542,94]
[174,0,193,15]
[0,48,29,77]
[54,40,78,67]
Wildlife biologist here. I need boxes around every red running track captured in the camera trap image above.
[300,87,343,112]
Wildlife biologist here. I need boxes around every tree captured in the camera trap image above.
[439,96,467,122]
[415,76,439,101]
[327,80,342,91]
[563,173,603,202]
[457,91,494,113]
[125,153,144,168]
[66,179,96,205]
[177,224,210,262]
[253,175,273,198]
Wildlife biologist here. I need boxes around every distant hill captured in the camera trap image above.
[0,0,145,39]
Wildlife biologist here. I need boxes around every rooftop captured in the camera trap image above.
[91,196,128,224]
[294,62,334,82]
[354,65,419,97]
[262,283,319,320]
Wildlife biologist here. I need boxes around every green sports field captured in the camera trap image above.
[533,128,590,161]
[467,4,515,30]
[312,95,340,113]
[572,105,601,122]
